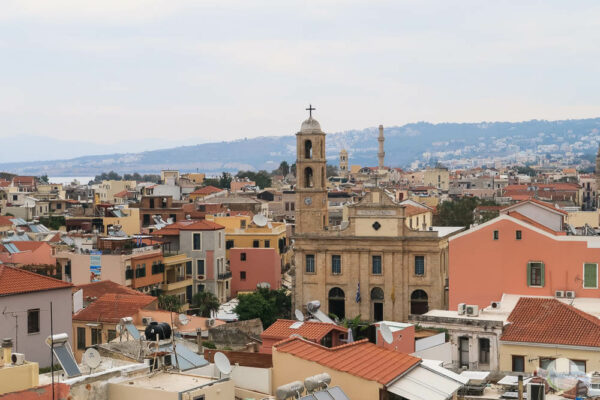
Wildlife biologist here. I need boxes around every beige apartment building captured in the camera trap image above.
[424,167,450,191]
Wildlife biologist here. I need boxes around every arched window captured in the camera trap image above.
[328,287,345,320]
[371,287,384,321]
[410,289,428,315]
[304,167,314,188]
[305,140,313,159]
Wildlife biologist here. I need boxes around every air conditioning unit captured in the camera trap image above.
[208,318,216,327]
[565,291,576,299]
[466,305,479,316]
[457,303,467,315]
[555,290,565,298]
[142,317,153,326]
[490,301,501,309]
[11,353,25,365]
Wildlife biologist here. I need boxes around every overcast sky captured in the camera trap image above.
[2,0,600,148]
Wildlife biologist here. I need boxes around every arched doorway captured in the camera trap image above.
[410,290,428,314]
[328,287,345,320]
[371,287,384,322]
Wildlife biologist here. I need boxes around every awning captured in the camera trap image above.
[387,366,462,400]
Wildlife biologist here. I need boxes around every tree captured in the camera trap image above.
[435,197,479,227]
[290,163,296,177]
[158,295,182,313]
[219,172,233,189]
[234,288,291,328]
[38,174,49,184]
[341,314,370,341]
[272,161,290,177]
[236,170,272,189]
[192,291,220,317]
[326,164,338,177]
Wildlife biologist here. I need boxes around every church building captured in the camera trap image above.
[293,109,455,322]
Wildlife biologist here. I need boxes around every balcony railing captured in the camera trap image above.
[217,271,232,280]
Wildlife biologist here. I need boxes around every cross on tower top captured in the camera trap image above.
[306,104,316,118]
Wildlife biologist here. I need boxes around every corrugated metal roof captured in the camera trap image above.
[3,243,20,254]
[9,218,27,226]
[387,366,462,400]
[28,223,50,233]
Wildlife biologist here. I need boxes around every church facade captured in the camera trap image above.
[293,113,453,322]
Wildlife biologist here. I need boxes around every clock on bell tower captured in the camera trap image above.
[295,105,328,235]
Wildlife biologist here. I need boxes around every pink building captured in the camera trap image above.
[229,248,281,296]
[449,200,600,310]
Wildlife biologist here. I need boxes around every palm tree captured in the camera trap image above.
[192,291,220,318]
[158,295,182,313]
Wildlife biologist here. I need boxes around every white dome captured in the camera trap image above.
[300,117,322,133]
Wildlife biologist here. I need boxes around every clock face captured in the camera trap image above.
[304,196,312,205]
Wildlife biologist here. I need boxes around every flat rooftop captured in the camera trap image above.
[114,372,221,392]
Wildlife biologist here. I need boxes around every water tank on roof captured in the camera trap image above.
[144,322,171,341]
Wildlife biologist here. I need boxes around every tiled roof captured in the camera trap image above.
[501,297,600,348]
[274,337,420,385]
[502,198,568,215]
[404,205,429,217]
[152,219,224,235]
[75,280,146,301]
[0,265,72,296]
[191,185,223,195]
[9,241,48,252]
[0,216,14,226]
[262,319,347,341]
[73,293,156,323]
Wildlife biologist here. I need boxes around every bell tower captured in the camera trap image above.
[295,105,328,234]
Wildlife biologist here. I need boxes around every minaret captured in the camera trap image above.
[339,149,348,177]
[378,124,385,171]
[295,105,328,234]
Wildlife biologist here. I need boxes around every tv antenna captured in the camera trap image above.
[380,323,393,344]
[214,351,232,377]
[295,309,305,322]
[82,348,102,372]
[252,214,268,227]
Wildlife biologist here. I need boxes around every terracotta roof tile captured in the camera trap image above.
[501,297,600,347]
[152,219,224,236]
[274,337,420,385]
[73,293,156,323]
[262,319,347,341]
[75,280,146,301]
[0,265,72,296]
[0,216,14,226]
[191,186,224,195]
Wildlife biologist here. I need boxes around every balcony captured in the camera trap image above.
[160,277,193,292]
[217,271,232,280]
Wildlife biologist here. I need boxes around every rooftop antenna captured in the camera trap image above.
[82,348,102,373]
[380,323,393,344]
[252,214,268,227]
[214,351,232,378]
[295,309,305,322]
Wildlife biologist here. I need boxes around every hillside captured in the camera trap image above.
[1,118,600,176]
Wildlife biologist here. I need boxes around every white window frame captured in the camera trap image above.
[583,262,598,289]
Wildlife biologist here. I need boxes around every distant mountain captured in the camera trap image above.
[1,118,599,176]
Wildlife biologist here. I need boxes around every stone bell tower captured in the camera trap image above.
[295,105,328,234]
[339,149,348,177]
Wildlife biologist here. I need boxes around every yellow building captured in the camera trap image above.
[161,254,193,310]
[0,342,39,395]
[181,173,205,185]
[424,167,450,191]
[566,210,600,229]
[205,214,290,266]
[499,297,600,374]
[94,180,137,204]
[103,207,141,235]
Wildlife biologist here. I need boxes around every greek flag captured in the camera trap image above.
[355,283,361,303]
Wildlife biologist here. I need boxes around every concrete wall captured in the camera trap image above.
[0,362,39,395]
[506,202,563,232]
[272,349,382,400]
[567,210,599,228]
[229,248,281,296]
[0,288,72,367]
[500,343,600,373]
[412,342,452,366]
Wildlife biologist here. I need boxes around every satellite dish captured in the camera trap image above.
[178,313,189,326]
[214,351,232,375]
[380,323,393,344]
[82,348,101,369]
[295,309,305,322]
[252,214,268,227]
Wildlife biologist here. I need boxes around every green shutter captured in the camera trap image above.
[584,263,597,288]
[527,263,531,287]
[540,263,545,287]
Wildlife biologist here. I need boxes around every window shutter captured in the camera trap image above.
[540,263,545,287]
[526,263,531,286]
[584,263,597,288]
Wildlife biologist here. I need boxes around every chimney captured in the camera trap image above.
[1,338,13,366]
